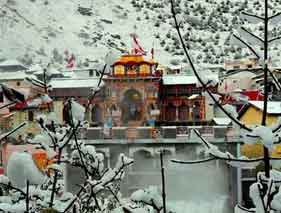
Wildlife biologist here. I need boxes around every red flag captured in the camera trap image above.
[130,33,146,55]
[66,54,75,68]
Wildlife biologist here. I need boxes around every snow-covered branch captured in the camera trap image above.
[170,0,252,132]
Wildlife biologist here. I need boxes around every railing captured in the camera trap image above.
[78,125,240,143]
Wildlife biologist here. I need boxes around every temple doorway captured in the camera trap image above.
[121,89,143,124]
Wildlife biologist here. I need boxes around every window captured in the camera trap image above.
[16,81,21,86]
[114,65,125,75]
[179,104,190,121]
[166,104,176,121]
[140,64,150,75]
[28,111,34,121]
[233,65,240,69]
[192,101,201,120]
[89,69,94,77]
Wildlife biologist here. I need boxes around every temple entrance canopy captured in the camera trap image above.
[122,89,143,123]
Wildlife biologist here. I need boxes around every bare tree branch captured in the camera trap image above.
[171,157,216,164]
[240,26,264,43]
[241,11,264,21]
[232,34,260,59]
[170,0,252,132]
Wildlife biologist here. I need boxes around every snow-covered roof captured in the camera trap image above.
[162,74,218,85]
[50,78,103,89]
[168,65,182,70]
[249,101,281,114]
[0,60,28,72]
[0,72,28,81]
[162,75,197,85]
[27,64,43,73]
[213,117,232,125]
[188,94,199,99]
[0,59,25,67]
[60,71,78,78]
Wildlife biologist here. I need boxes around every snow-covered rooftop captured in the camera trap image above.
[249,101,281,114]
[34,67,61,75]
[50,78,102,89]
[0,59,26,67]
[162,75,197,85]
[0,60,28,72]
[213,117,232,125]
[168,65,182,70]
[0,72,28,81]
[26,64,43,73]
[162,74,218,85]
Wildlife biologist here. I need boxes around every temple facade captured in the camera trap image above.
[101,54,161,127]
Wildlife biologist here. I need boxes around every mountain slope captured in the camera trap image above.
[1,0,281,68]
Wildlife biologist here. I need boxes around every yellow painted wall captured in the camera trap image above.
[242,144,281,158]
[240,106,281,162]
[53,101,63,123]
[13,111,27,128]
[240,106,281,160]
[240,106,278,126]
[12,109,50,137]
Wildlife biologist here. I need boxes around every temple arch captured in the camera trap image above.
[121,89,143,123]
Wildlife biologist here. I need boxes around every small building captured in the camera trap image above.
[49,75,103,125]
[159,73,218,125]
[224,58,260,71]
[238,101,281,126]
[218,70,258,94]
[0,71,48,135]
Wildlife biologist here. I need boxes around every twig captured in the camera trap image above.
[26,180,29,213]
[232,34,260,59]
[171,157,216,164]
[0,122,26,141]
[85,64,107,112]
[0,101,16,110]
[68,100,89,179]
[63,182,89,213]
[49,148,62,208]
[3,4,37,28]
[160,151,166,213]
